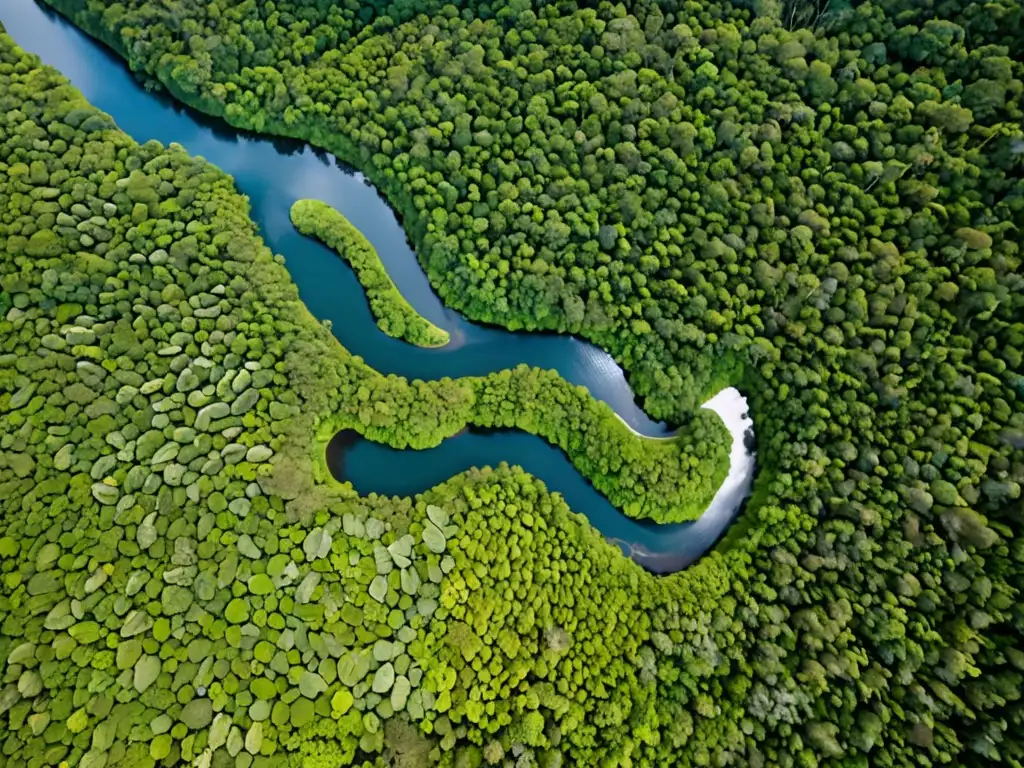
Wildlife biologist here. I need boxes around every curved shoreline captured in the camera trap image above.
[326,387,755,574]
[2,4,757,572]
[3,2,679,439]
[613,412,677,441]
[290,198,451,349]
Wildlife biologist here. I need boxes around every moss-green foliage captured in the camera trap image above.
[9,0,1024,762]
[291,198,449,348]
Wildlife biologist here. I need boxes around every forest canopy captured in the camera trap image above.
[0,26,732,768]
[4,0,1024,764]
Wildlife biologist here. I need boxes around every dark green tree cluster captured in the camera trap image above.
[9,0,1024,763]
[291,199,450,349]
[41,0,1024,412]
[469,365,729,521]
[286,198,726,521]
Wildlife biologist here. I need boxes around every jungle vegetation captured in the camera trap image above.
[311,361,731,525]
[291,198,450,349]
[3,0,1024,764]
[0,27,731,768]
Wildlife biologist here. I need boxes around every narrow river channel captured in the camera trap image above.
[1,3,757,572]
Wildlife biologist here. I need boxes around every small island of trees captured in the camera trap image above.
[291,198,450,349]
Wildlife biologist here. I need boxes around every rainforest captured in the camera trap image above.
[0,0,1022,766]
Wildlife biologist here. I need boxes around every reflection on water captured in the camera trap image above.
[2,3,673,435]
[2,2,757,572]
[331,387,754,574]
[622,387,755,572]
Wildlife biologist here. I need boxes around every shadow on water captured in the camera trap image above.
[2,1,758,573]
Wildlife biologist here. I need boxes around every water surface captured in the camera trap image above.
[1,3,756,572]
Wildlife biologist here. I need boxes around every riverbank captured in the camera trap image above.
[323,386,754,573]
[0,2,751,544]
[613,412,677,441]
[291,198,451,349]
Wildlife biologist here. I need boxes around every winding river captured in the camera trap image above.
[2,3,756,573]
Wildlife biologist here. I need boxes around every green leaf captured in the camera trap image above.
[17,671,43,698]
[225,598,250,624]
[373,640,393,662]
[250,677,277,700]
[208,713,231,750]
[137,512,158,549]
[180,699,213,729]
[298,670,327,699]
[121,610,153,638]
[391,675,411,712]
[161,585,193,615]
[290,698,315,728]
[371,662,395,694]
[69,621,101,644]
[245,721,264,754]
[133,656,161,693]
[422,522,446,554]
[303,527,332,560]
[294,572,320,604]
[368,575,388,603]
[248,573,274,595]
[426,504,449,528]
[338,650,372,687]
[236,534,262,559]
[331,688,354,717]
[116,639,143,670]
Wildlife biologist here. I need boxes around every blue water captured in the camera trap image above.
[1,3,756,573]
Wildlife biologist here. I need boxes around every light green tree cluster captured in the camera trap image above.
[310,361,731,524]
[291,198,450,349]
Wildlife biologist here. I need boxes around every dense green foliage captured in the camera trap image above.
[42,0,1024,413]
[0,30,736,768]
[291,198,450,348]
[313,360,731,524]
[9,0,1024,763]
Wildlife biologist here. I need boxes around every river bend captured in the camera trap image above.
[1,3,756,572]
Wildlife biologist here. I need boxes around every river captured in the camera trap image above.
[0,2,756,573]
